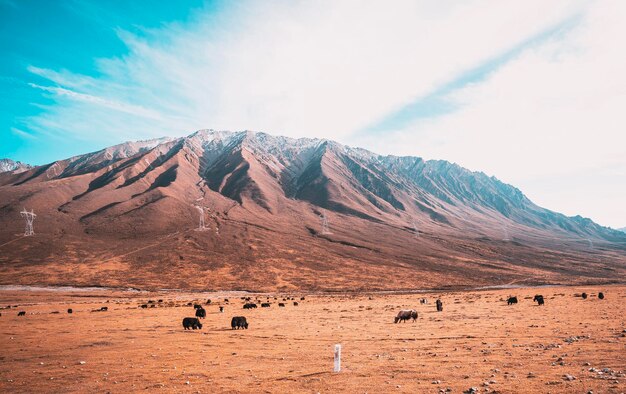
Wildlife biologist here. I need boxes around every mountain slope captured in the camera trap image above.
[0,130,624,291]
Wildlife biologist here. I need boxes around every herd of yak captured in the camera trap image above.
[0,292,607,329]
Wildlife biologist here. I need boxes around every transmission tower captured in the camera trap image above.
[194,205,208,231]
[20,208,36,236]
[502,224,510,241]
[320,211,331,235]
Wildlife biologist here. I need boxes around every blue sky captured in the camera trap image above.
[1,0,209,163]
[0,0,624,227]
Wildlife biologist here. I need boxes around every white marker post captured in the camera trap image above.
[334,344,341,372]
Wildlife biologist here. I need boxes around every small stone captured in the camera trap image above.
[563,374,575,381]
[78,361,86,365]
[433,380,441,384]
[185,381,190,385]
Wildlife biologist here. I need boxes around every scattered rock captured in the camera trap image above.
[563,374,576,381]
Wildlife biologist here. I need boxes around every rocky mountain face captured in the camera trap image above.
[0,130,624,291]
[0,159,32,174]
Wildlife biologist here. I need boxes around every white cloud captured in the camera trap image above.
[360,0,626,227]
[25,0,584,141]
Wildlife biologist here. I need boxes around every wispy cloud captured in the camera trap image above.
[357,0,626,227]
[22,0,585,141]
[10,127,36,140]
[28,83,165,120]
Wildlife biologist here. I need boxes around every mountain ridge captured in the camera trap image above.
[0,129,624,291]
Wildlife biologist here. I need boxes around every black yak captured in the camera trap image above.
[533,295,545,305]
[67,308,73,314]
[507,296,518,305]
[598,292,605,300]
[182,317,203,330]
[394,309,418,323]
[17,311,26,316]
[436,299,443,312]
[195,307,206,318]
[231,316,248,329]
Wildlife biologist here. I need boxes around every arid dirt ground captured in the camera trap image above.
[0,285,624,393]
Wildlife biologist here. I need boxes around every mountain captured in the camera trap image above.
[0,158,32,174]
[618,227,626,233]
[0,130,624,291]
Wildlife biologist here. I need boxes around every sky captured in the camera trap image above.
[0,0,624,228]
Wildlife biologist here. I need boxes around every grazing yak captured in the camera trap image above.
[394,309,418,323]
[420,298,428,304]
[140,304,148,309]
[67,308,73,314]
[182,317,203,330]
[243,303,257,309]
[193,304,202,310]
[206,299,211,305]
[533,295,545,305]
[231,316,249,329]
[581,292,588,299]
[436,299,443,312]
[278,303,285,307]
[18,311,26,316]
[261,303,271,308]
[195,307,206,318]
[219,306,224,313]
[301,297,305,301]
[507,296,518,305]
[293,302,299,306]
[598,292,605,300]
